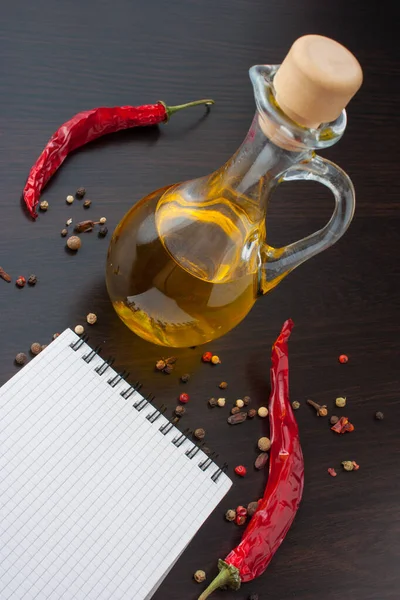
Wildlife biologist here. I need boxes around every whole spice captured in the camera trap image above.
[236,515,247,526]
[327,467,337,477]
[225,509,236,522]
[234,465,247,477]
[236,506,247,517]
[67,236,82,251]
[155,356,176,373]
[227,412,247,425]
[41,344,47,351]
[219,382,228,389]
[22,99,214,218]
[235,399,244,408]
[307,399,328,417]
[86,312,97,325]
[243,396,251,406]
[0,267,12,283]
[74,220,96,233]
[292,401,300,410]
[66,218,73,226]
[208,397,217,408]
[335,396,347,408]
[375,411,384,420]
[30,342,42,355]
[180,373,190,383]
[179,393,190,404]
[74,325,85,335]
[175,405,186,417]
[194,570,207,583]
[217,398,226,407]
[83,199,92,208]
[16,276,26,288]
[257,407,268,418]
[53,333,60,339]
[330,415,339,425]
[15,352,27,366]
[331,416,354,434]
[342,460,354,471]
[156,359,166,371]
[27,274,37,286]
[202,351,213,363]
[254,453,269,470]
[198,320,304,599]
[247,502,259,518]
[257,437,271,452]
[61,228,68,237]
[231,407,240,415]
[98,226,108,238]
[99,217,107,224]
[39,200,49,211]
[211,355,221,365]
[247,409,256,419]
[164,364,174,374]
[194,428,206,440]
[352,461,360,470]
[66,195,74,204]
[76,187,86,198]
[339,354,349,363]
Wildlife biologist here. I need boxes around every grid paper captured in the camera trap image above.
[0,329,231,600]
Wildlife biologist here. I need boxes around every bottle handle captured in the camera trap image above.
[260,155,356,293]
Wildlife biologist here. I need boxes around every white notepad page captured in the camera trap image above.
[0,329,232,600]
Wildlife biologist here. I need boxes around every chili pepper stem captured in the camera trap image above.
[198,560,241,600]
[161,99,215,121]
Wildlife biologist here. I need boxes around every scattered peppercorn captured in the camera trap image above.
[327,467,337,477]
[30,342,42,355]
[74,324,85,335]
[235,399,244,408]
[247,408,256,418]
[76,187,86,198]
[330,415,339,425]
[292,400,300,410]
[219,381,228,389]
[208,397,217,408]
[39,200,49,211]
[254,452,269,470]
[175,405,186,417]
[202,351,213,362]
[99,217,107,224]
[66,218,73,226]
[194,428,205,440]
[234,465,247,477]
[98,226,108,238]
[53,333,60,340]
[156,359,166,371]
[67,236,82,251]
[225,509,236,522]
[193,570,206,583]
[155,357,176,373]
[258,437,271,452]
[231,406,240,415]
[375,411,384,420]
[335,396,347,408]
[15,352,27,366]
[83,199,92,208]
[180,373,190,383]
[227,412,247,425]
[61,228,68,237]
[217,397,226,407]
[86,312,97,325]
[164,364,173,374]
[27,274,37,286]
[257,406,268,418]
[236,514,246,526]
[0,266,11,283]
[243,396,251,406]
[342,460,354,472]
[247,501,259,517]
[211,355,221,365]
[66,195,74,204]
[307,399,328,417]
[179,393,190,404]
[40,344,47,351]
[236,505,247,517]
[339,354,349,363]
[16,276,26,288]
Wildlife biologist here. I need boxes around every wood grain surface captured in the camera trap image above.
[0,1,399,599]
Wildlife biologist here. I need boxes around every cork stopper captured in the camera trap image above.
[273,35,363,128]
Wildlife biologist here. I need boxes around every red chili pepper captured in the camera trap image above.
[198,320,304,599]
[331,416,355,434]
[23,99,214,219]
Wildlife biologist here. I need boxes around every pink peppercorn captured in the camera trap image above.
[234,465,247,477]
[179,393,190,404]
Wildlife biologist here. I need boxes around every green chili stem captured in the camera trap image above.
[161,99,215,121]
[197,561,241,600]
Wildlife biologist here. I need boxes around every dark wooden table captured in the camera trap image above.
[1,1,399,599]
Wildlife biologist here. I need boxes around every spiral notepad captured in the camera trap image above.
[0,329,232,600]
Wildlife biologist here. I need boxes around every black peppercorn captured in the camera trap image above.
[180,373,190,383]
[27,274,37,286]
[194,428,205,440]
[175,406,186,417]
[208,397,217,408]
[375,411,384,420]
[243,395,251,405]
[76,187,86,198]
[98,226,108,238]
[247,408,256,418]
[163,364,173,374]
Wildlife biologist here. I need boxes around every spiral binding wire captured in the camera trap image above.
[70,333,227,483]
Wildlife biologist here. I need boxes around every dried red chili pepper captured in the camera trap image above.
[23,99,214,219]
[331,416,354,434]
[198,320,304,599]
